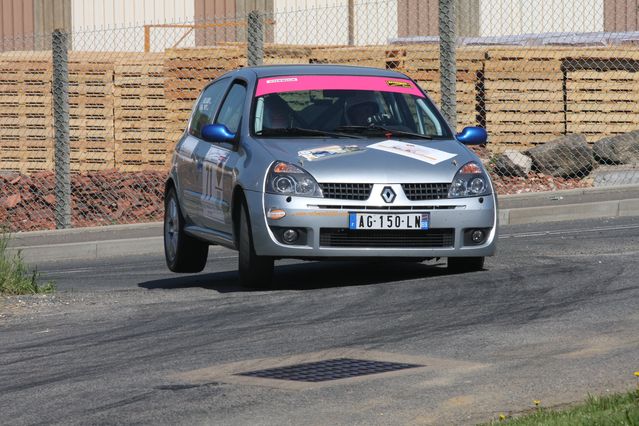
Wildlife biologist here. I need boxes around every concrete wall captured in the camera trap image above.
[274,0,396,45]
[194,0,276,45]
[397,0,479,38]
[71,0,195,51]
[479,0,604,36]
[604,0,639,31]
[0,0,35,51]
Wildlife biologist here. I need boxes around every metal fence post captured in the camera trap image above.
[52,29,71,229]
[247,10,264,67]
[439,0,457,130]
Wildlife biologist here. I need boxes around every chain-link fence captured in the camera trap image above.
[1,0,638,232]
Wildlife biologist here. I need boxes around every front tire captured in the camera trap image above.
[238,201,274,288]
[447,256,485,273]
[164,186,209,273]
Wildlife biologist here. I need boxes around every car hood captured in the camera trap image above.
[253,137,477,183]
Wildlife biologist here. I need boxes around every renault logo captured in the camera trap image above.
[381,186,396,203]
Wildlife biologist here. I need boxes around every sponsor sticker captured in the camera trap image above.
[367,140,456,165]
[266,77,299,84]
[298,145,365,161]
[199,97,212,111]
[201,146,230,222]
[386,80,411,88]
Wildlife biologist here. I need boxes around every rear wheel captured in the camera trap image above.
[164,187,209,273]
[238,201,274,288]
[447,256,485,273]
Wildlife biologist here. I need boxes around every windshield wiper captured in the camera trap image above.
[256,127,363,139]
[334,124,440,140]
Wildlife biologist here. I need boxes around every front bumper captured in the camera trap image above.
[245,184,497,259]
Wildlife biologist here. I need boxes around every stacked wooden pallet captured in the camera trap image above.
[264,44,312,65]
[0,52,53,174]
[214,42,312,65]
[564,49,639,142]
[114,53,169,171]
[388,46,483,132]
[164,46,245,139]
[68,52,116,171]
[483,48,565,151]
[309,46,389,68]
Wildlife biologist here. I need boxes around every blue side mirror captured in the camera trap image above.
[201,123,236,143]
[456,127,487,145]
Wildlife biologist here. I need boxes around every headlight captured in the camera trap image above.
[266,161,323,197]
[448,161,491,198]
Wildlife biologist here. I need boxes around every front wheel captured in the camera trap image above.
[447,256,485,273]
[238,202,274,288]
[164,187,209,273]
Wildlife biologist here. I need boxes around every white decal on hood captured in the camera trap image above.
[367,140,456,165]
[298,145,365,161]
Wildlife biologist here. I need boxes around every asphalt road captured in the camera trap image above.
[1,217,639,425]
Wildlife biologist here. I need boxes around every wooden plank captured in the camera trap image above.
[484,60,562,73]
[567,102,639,113]
[488,134,562,145]
[567,82,639,91]
[485,103,565,113]
[487,123,564,133]
[486,112,566,123]
[567,70,639,80]
[567,92,639,101]
[567,123,639,132]
[114,101,166,111]
[484,91,564,102]
[484,81,563,91]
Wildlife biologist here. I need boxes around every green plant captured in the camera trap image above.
[0,232,54,295]
[487,390,639,425]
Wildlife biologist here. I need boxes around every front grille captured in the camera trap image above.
[401,183,450,201]
[319,183,372,200]
[320,228,455,248]
[311,205,458,210]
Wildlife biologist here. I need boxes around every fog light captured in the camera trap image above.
[471,229,485,244]
[282,229,299,244]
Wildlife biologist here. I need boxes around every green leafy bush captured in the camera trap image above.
[0,233,54,295]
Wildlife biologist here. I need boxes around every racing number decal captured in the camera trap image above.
[201,146,229,222]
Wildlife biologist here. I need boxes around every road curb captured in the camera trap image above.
[8,237,235,264]
[499,198,639,225]
[7,187,639,263]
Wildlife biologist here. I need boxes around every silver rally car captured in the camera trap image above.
[164,65,497,287]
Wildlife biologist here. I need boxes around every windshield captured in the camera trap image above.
[252,75,452,139]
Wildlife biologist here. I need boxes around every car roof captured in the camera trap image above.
[244,64,409,79]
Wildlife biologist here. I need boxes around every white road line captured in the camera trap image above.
[500,223,639,239]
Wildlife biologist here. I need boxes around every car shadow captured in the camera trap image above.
[138,260,460,293]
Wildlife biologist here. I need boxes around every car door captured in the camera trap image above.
[199,80,248,235]
[175,78,229,226]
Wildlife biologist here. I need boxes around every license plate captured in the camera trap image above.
[348,213,430,230]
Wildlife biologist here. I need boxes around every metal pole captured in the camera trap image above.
[439,0,457,130]
[247,10,264,67]
[348,0,355,46]
[52,29,71,229]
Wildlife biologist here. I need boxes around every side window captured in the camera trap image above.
[415,98,442,135]
[189,80,228,138]
[216,82,247,134]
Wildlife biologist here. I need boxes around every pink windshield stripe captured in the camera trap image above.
[255,75,424,97]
